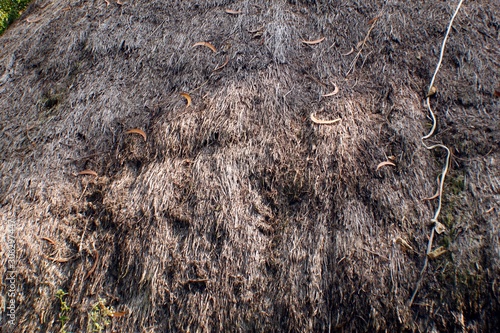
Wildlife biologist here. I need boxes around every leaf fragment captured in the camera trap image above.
[26,17,43,23]
[180,92,192,107]
[41,237,57,246]
[192,41,217,53]
[125,128,147,141]
[110,311,128,318]
[434,221,447,234]
[78,170,98,177]
[427,246,447,259]
[396,237,414,252]
[427,85,438,97]
[301,37,325,45]
[376,161,396,171]
[225,9,242,15]
[422,192,439,201]
[213,55,230,71]
[310,113,341,125]
[322,84,339,97]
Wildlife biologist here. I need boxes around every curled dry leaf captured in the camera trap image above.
[322,84,339,97]
[310,113,341,125]
[396,237,414,252]
[341,47,354,56]
[422,176,440,201]
[78,170,98,177]
[180,92,192,107]
[427,246,447,259]
[301,37,325,45]
[422,192,439,201]
[434,221,447,234]
[192,41,217,53]
[110,311,128,318]
[41,237,57,246]
[125,128,147,141]
[225,9,242,15]
[376,161,396,171]
[213,55,230,71]
[427,85,438,97]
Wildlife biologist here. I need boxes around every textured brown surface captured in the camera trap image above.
[1,0,499,331]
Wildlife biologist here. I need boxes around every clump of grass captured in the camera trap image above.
[88,298,114,333]
[55,289,71,333]
[0,0,32,34]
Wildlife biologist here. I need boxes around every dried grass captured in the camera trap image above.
[1,0,499,332]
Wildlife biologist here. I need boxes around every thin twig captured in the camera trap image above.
[346,17,379,76]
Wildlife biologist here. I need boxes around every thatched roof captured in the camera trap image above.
[1,0,499,331]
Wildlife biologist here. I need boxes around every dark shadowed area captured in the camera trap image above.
[1,0,499,332]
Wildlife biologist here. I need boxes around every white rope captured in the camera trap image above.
[410,0,465,307]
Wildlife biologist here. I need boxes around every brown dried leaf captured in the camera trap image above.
[322,84,339,97]
[301,37,325,45]
[41,237,57,246]
[213,55,230,71]
[427,246,447,259]
[396,237,414,252]
[310,113,341,125]
[422,192,439,201]
[192,41,217,53]
[125,128,147,141]
[494,85,500,97]
[110,311,128,318]
[78,170,98,177]
[376,161,396,171]
[225,9,242,15]
[427,85,438,97]
[434,221,447,234]
[180,92,192,107]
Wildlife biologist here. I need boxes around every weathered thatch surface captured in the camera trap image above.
[1,0,499,331]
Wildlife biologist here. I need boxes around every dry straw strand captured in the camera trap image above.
[346,13,381,76]
[410,0,465,307]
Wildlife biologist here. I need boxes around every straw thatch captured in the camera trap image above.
[1,0,499,332]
